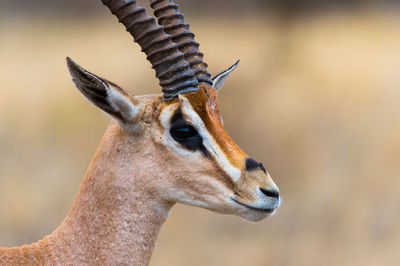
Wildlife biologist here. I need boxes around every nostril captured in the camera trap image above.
[259,187,279,199]
[245,158,266,173]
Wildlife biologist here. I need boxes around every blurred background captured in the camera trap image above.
[1,0,400,265]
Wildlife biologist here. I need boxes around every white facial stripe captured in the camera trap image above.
[179,96,241,182]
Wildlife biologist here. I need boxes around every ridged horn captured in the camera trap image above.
[149,0,212,87]
[101,0,199,101]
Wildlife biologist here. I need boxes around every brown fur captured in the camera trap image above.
[184,85,247,169]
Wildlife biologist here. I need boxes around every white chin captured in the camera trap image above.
[238,209,275,222]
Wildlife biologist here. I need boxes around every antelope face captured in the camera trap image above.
[155,85,280,221]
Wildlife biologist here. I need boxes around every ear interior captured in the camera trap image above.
[66,57,137,123]
[212,60,240,91]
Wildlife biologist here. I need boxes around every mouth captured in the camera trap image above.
[231,197,276,214]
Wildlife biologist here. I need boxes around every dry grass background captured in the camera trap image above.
[1,6,400,266]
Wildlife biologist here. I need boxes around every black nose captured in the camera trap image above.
[260,187,280,199]
[245,158,266,173]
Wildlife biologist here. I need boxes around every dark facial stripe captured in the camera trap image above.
[167,106,237,190]
[170,108,210,158]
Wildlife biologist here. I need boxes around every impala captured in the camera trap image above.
[0,0,280,265]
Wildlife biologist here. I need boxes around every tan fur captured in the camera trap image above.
[0,90,279,265]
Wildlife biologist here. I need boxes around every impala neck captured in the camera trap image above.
[47,122,172,265]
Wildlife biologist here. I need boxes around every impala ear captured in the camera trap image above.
[212,60,240,91]
[66,57,139,124]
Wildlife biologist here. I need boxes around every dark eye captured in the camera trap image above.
[170,125,198,141]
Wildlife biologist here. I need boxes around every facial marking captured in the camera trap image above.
[183,86,247,168]
[179,91,242,182]
[169,108,210,158]
[159,103,203,160]
[158,101,236,193]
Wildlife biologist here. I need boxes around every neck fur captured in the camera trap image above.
[46,122,171,265]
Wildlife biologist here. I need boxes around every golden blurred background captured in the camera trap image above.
[1,0,400,265]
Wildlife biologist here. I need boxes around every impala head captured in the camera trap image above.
[67,0,280,221]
